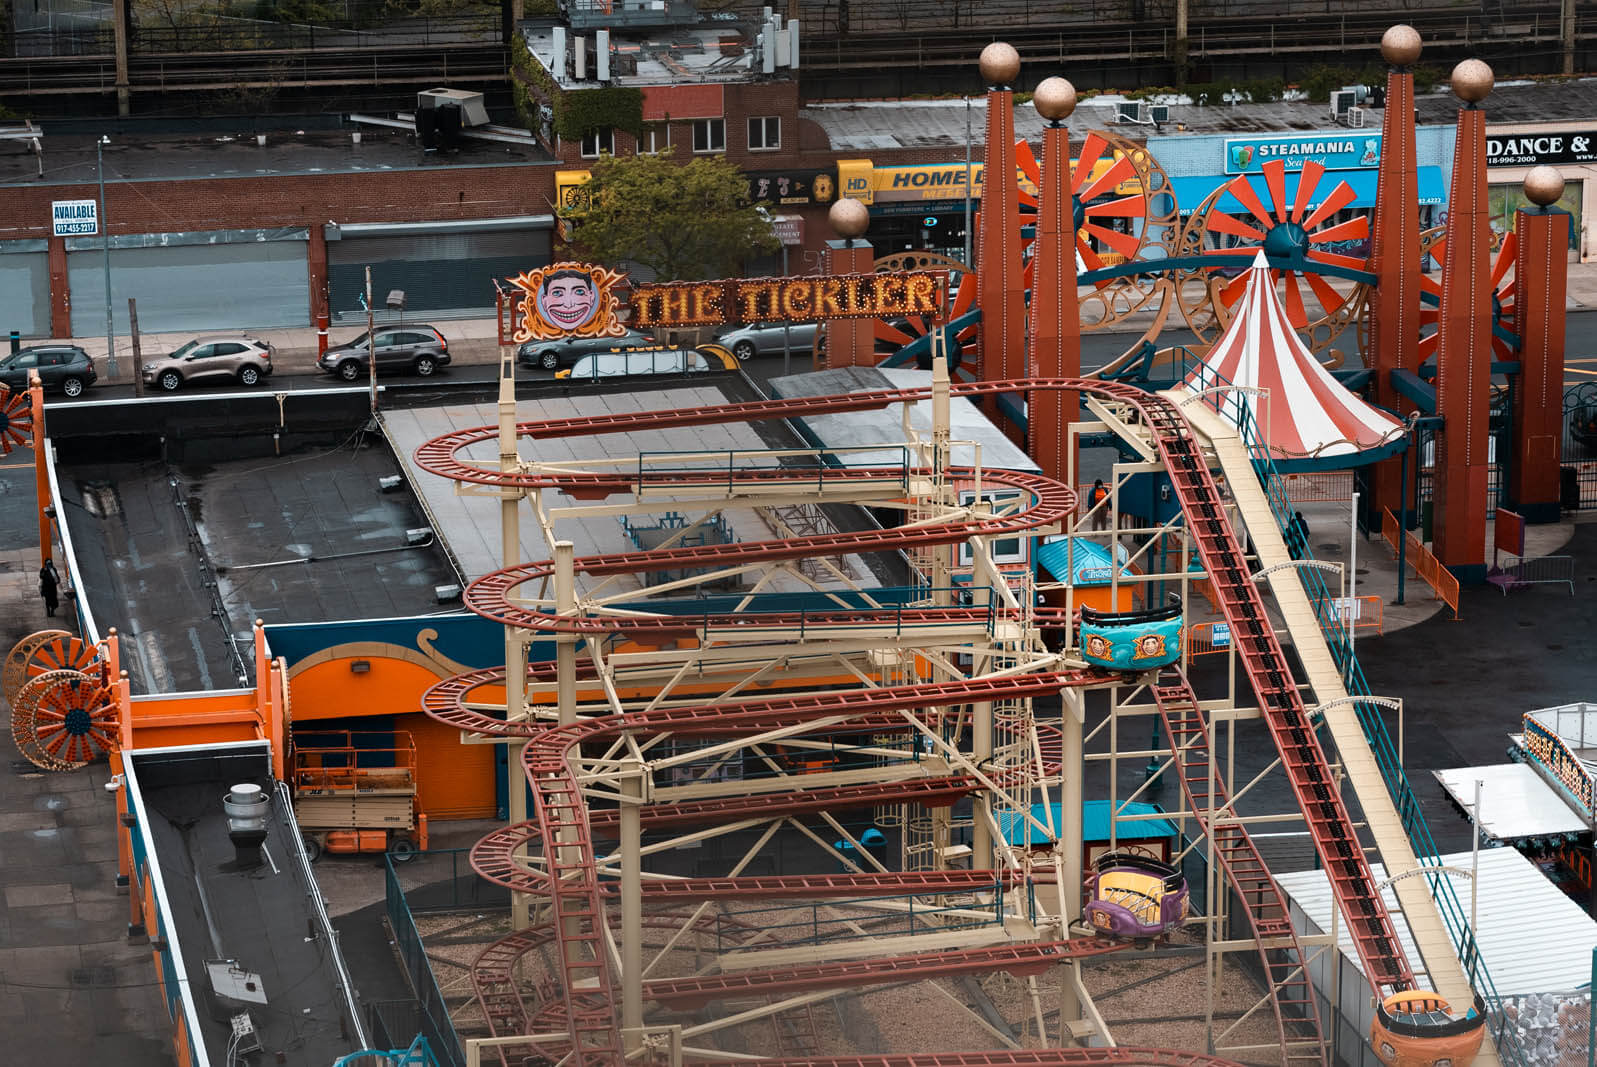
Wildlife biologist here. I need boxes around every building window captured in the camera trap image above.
[580,127,614,158]
[692,118,725,154]
[640,125,669,154]
[748,116,780,151]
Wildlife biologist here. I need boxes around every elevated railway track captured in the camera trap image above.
[0,42,506,97]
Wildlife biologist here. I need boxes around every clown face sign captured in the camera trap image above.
[507,262,629,342]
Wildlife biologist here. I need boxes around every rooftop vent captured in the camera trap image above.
[223,783,269,868]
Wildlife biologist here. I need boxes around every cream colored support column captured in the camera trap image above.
[495,341,533,931]
[506,630,530,931]
[1057,685,1085,1034]
[929,347,956,868]
[620,762,645,1047]
[555,541,577,726]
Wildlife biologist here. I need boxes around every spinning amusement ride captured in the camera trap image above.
[4,22,1576,1067]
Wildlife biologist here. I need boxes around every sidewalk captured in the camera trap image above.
[50,255,1597,389]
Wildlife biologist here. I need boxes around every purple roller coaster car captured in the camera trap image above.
[1082,850,1189,938]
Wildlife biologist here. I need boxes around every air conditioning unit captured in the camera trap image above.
[1116,101,1143,124]
[1347,106,1365,128]
[1148,104,1170,124]
[1329,88,1357,121]
[417,88,489,128]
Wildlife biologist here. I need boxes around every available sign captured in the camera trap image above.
[1486,130,1597,168]
[1224,134,1382,174]
[629,271,943,329]
[51,199,99,237]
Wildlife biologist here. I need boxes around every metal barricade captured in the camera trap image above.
[1488,555,1576,596]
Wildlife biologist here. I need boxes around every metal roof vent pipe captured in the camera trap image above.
[223,783,269,868]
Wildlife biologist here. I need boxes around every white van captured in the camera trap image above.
[556,344,737,380]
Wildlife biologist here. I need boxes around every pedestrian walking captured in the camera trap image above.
[1087,479,1110,532]
[39,557,59,617]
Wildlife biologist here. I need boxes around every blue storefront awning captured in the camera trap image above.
[1170,165,1446,217]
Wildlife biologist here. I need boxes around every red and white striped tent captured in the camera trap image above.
[1183,251,1405,472]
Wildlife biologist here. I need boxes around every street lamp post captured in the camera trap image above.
[96,135,117,378]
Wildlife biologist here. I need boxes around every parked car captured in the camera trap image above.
[142,336,274,392]
[517,328,656,371]
[318,325,451,381]
[0,344,96,397]
[714,320,818,361]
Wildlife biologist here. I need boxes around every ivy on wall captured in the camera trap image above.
[510,32,645,146]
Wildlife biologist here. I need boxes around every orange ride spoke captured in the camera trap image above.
[1308,217,1370,245]
[1219,273,1251,309]
[1078,156,1135,203]
[1290,161,1324,223]
[1282,273,1309,330]
[1224,175,1277,231]
[1084,193,1147,220]
[1082,223,1141,260]
[1304,249,1370,272]
[1491,234,1518,287]
[1304,270,1348,319]
[1262,159,1289,223]
[1205,211,1268,243]
[875,321,913,345]
[1072,133,1109,195]
[1302,181,1356,230]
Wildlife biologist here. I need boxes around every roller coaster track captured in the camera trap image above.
[415,376,1435,1067]
[1151,670,1326,1063]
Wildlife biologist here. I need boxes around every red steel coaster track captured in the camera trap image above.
[414,376,1427,1066]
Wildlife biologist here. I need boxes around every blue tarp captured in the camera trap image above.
[999,800,1179,847]
[1169,165,1446,217]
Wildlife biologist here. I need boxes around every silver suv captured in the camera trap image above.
[319,325,450,380]
[143,336,274,392]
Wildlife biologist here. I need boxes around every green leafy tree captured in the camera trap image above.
[560,148,778,282]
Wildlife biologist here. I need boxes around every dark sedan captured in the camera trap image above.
[517,329,658,371]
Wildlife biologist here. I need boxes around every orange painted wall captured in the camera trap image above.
[289,655,495,819]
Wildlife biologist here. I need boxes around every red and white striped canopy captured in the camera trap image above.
[1184,252,1402,465]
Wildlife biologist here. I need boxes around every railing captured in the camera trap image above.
[385,853,466,1067]
[713,886,1007,953]
[1379,509,1460,619]
[1182,363,1528,1063]
[1488,555,1576,596]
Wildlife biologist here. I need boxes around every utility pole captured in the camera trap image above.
[1563,0,1576,76]
[97,135,116,379]
[112,0,129,116]
[365,266,377,414]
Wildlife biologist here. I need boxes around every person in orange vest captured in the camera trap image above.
[1087,479,1110,532]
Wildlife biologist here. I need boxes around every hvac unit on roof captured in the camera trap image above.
[1115,101,1143,124]
[1347,106,1365,128]
[1329,88,1357,121]
[1148,104,1170,124]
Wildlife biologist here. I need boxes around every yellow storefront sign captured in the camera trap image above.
[835,157,1136,204]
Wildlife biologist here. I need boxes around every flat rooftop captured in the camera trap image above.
[805,77,1597,151]
[55,395,460,693]
[385,374,898,591]
[0,122,548,189]
[125,743,360,1066]
[522,19,779,89]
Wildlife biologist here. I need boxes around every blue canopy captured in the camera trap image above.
[1034,536,1130,586]
[999,800,1179,847]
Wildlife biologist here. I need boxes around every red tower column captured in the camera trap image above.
[1509,169,1571,523]
[1431,60,1495,583]
[822,198,875,369]
[1026,78,1081,488]
[1367,26,1423,525]
[976,43,1026,433]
